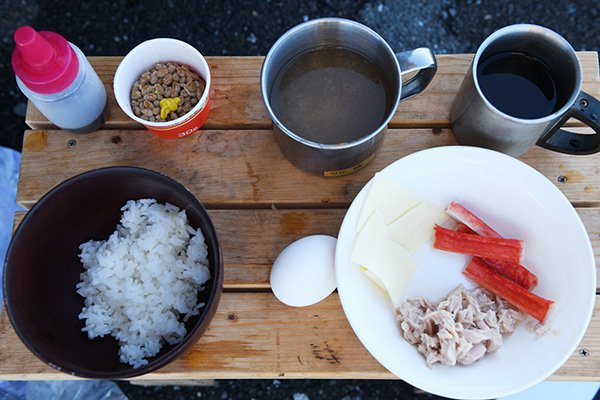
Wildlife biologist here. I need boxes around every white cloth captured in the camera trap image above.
[500,381,599,400]
[0,147,24,303]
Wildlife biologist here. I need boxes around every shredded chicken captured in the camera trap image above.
[396,284,523,367]
[526,320,552,337]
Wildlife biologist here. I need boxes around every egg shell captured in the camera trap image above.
[270,235,337,307]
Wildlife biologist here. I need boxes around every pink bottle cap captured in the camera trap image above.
[12,26,79,94]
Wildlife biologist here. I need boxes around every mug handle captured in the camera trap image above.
[395,48,437,101]
[536,92,600,155]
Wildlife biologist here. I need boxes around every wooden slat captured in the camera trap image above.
[211,209,343,289]
[579,208,600,290]
[25,57,271,131]
[0,293,598,381]
[130,379,215,386]
[25,53,600,131]
[16,128,600,209]
[12,207,600,290]
[9,209,343,290]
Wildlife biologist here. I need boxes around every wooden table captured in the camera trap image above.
[1,54,599,382]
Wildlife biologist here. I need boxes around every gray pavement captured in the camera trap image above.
[1,0,599,151]
[1,1,599,399]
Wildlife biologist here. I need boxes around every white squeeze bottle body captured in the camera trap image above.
[12,26,107,133]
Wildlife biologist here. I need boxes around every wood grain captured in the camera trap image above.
[0,293,598,381]
[16,128,600,209]
[10,208,344,289]
[25,53,600,131]
[12,207,600,290]
[25,57,270,131]
[12,51,600,384]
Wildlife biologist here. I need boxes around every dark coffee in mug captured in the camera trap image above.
[477,52,566,119]
[269,47,393,144]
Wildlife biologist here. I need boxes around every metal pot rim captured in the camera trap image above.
[260,17,400,150]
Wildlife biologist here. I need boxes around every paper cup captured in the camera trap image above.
[114,38,211,139]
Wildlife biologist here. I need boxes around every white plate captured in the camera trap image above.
[335,146,596,400]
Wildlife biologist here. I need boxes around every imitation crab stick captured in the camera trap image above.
[433,225,523,264]
[449,224,537,288]
[455,222,476,235]
[464,258,553,322]
[481,257,538,290]
[447,203,538,289]
[446,202,502,238]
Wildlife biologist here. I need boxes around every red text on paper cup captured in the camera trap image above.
[146,98,211,139]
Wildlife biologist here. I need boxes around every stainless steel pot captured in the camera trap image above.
[261,18,437,176]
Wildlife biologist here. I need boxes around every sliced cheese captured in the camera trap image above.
[356,173,423,232]
[359,267,386,292]
[388,202,449,254]
[351,211,418,308]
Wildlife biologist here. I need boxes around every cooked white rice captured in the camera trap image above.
[76,198,210,368]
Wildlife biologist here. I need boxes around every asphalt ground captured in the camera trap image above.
[1,1,600,399]
[1,0,600,151]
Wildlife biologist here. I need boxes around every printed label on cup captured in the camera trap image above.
[323,153,375,177]
[146,100,210,139]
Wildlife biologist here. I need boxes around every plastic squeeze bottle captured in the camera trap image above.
[12,26,108,133]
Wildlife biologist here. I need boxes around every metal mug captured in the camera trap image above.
[261,18,437,176]
[450,24,600,157]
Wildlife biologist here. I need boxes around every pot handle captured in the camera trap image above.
[395,48,437,102]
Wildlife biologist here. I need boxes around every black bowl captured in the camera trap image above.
[3,167,223,378]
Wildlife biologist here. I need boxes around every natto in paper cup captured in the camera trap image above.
[114,38,211,139]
